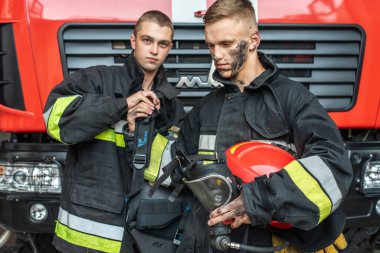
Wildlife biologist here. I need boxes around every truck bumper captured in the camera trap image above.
[342,141,380,228]
[0,193,60,233]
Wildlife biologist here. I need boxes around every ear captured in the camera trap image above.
[130,34,136,50]
[249,31,260,51]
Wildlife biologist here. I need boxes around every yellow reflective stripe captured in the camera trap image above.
[144,133,168,182]
[284,160,331,224]
[198,151,215,165]
[47,95,79,143]
[95,129,125,147]
[55,221,121,253]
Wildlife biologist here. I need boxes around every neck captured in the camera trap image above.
[233,53,265,92]
[142,71,157,91]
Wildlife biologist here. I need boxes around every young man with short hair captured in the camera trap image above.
[180,0,352,252]
[44,10,185,253]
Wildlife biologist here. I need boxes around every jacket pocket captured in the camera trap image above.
[70,163,124,214]
[136,198,182,230]
[136,185,183,240]
[245,88,289,139]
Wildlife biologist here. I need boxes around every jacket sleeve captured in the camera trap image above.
[242,86,353,230]
[43,66,128,144]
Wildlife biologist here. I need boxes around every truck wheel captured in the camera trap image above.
[342,227,376,253]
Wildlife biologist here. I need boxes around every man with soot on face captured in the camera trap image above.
[179,0,353,252]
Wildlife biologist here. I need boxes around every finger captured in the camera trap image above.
[137,94,155,108]
[333,233,347,250]
[208,211,235,226]
[129,103,153,116]
[134,112,149,119]
[230,215,251,229]
[127,91,155,108]
[143,91,160,105]
[230,216,244,229]
[209,207,229,219]
[127,112,149,125]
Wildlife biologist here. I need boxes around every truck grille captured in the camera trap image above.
[0,24,24,110]
[60,24,363,112]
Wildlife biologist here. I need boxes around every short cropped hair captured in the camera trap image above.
[203,0,257,27]
[134,10,174,40]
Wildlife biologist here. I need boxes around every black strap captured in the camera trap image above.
[148,153,219,198]
[119,221,137,253]
[148,157,180,197]
[132,116,155,170]
[127,116,156,222]
[120,115,156,252]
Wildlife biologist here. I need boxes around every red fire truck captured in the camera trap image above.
[1,0,380,252]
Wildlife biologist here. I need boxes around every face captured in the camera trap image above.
[205,17,257,79]
[131,21,173,74]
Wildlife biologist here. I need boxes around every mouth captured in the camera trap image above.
[147,57,159,63]
[215,63,230,70]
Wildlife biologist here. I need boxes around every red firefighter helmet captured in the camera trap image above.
[225,141,296,229]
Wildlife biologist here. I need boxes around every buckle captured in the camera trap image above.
[173,228,184,246]
[133,154,146,170]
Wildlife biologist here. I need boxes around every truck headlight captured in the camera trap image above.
[361,156,380,194]
[0,162,61,193]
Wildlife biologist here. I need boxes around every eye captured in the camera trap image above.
[158,41,171,48]
[142,38,152,44]
[221,42,231,47]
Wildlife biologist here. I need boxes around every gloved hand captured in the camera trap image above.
[315,233,347,253]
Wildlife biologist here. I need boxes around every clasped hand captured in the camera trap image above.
[126,91,160,132]
[208,193,251,229]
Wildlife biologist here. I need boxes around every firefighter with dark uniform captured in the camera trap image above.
[43,11,186,253]
[179,0,353,252]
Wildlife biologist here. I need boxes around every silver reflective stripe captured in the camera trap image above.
[158,139,174,187]
[43,106,53,128]
[114,120,128,134]
[199,135,216,150]
[299,156,342,212]
[58,207,124,241]
[255,140,297,154]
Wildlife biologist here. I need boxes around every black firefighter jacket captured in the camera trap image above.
[43,54,185,253]
[180,52,353,252]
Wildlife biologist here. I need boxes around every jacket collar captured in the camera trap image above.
[212,51,279,91]
[123,52,179,99]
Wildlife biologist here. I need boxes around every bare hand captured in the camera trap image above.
[127,101,155,132]
[126,91,160,110]
[208,194,251,229]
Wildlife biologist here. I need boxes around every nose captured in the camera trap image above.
[213,46,223,61]
[150,43,159,55]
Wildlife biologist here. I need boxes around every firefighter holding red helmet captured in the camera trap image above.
[178,0,353,252]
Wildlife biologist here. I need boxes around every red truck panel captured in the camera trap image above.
[1,0,379,131]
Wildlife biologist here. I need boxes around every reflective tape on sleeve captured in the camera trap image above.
[95,129,125,147]
[45,95,80,143]
[284,160,332,224]
[299,156,343,212]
